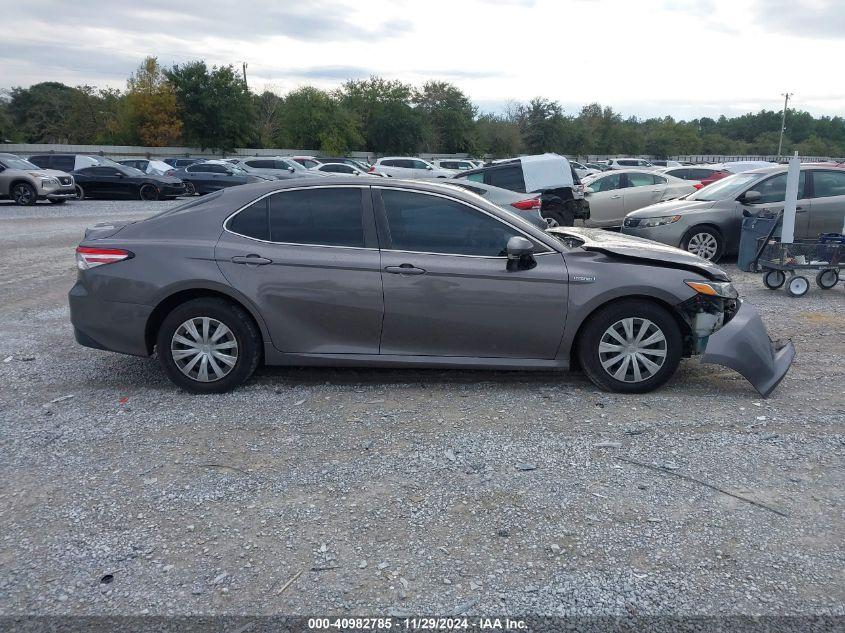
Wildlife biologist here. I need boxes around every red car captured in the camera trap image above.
[663,166,731,190]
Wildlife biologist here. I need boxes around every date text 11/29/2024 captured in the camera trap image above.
[307,617,527,631]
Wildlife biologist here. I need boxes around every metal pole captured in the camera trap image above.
[241,62,248,90]
[777,92,792,157]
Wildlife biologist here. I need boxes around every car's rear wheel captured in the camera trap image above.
[139,184,160,201]
[682,226,723,261]
[75,185,85,200]
[541,201,575,227]
[577,299,683,394]
[156,298,261,393]
[183,181,197,196]
[12,183,37,206]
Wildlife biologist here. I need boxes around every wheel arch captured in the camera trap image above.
[144,284,269,355]
[566,294,691,369]
[9,178,37,196]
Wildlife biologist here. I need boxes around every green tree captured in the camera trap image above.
[274,87,361,154]
[123,57,182,146]
[166,61,255,151]
[413,81,477,154]
[515,98,568,154]
[475,114,523,157]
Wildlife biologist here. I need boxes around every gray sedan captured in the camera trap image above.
[622,165,845,261]
[69,178,793,397]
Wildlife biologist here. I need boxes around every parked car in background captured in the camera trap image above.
[69,176,793,397]
[605,158,657,170]
[453,153,587,227]
[445,180,547,229]
[316,157,372,171]
[72,164,185,200]
[621,164,845,261]
[650,160,683,168]
[171,161,268,195]
[231,157,326,180]
[581,170,696,228]
[289,156,322,169]
[371,157,456,178]
[28,153,107,172]
[569,160,599,178]
[315,162,375,176]
[0,152,76,205]
[119,159,176,176]
[585,162,612,172]
[162,158,205,169]
[431,159,476,171]
[661,166,731,190]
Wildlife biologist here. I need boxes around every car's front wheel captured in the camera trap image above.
[682,226,723,261]
[577,299,683,394]
[183,181,197,196]
[75,185,85,200]
[157,298,261,393]
[139,184,160,201]
[12,182,37,206]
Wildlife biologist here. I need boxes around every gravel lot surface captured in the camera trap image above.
[0,198,843,617]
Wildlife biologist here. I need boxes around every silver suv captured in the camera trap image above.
[0,153,76,205]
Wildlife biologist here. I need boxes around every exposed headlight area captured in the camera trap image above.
[678,280,740,353]
[685,280,738,299]
[624,214,681,228]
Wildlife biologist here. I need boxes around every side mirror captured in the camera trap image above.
[426,165,433,170]
[288,167,295,173]
[741,190,762,204]
[506,236,536,271]
[584,186,595,195]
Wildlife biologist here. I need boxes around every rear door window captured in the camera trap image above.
[810,170,845,198]
[53,156,75,171]
[588,173,623,192]
[626,173,657,187]
[268,188,365,247]
[485,165,525,192]
[227,198,270,240]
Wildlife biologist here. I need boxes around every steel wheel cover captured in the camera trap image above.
[598,317,667,383]
[686,232,718,259]
[171,317,238,382]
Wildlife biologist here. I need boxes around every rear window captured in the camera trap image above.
[486,165,525,192]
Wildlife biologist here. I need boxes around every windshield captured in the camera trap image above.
[119,165,146,177]
[1,156,39,170]
[688,173,761,201]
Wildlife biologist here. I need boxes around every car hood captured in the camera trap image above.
[626,198,718,217]
[8,169,69,179]
[548,226,730,281]
[147,174,183,184]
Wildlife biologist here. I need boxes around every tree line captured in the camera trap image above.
[2,57,843,158]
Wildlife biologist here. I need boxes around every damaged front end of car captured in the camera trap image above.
[677,280,795,397]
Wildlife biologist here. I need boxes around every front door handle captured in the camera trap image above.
[384,264,426,275]
[232,254,272,266]
[796,206,808,213]
[610,194,622,199]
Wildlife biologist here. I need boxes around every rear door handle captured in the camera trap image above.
[231,254,272,266]
[384,264,426,275]
[610,194,622,199]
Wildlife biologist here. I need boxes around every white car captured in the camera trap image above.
[605,158,657,170]
[569,160,599,179]
[581,169,696,228]
[372,157,456,178]
[431,159,476,171]
[289,155,322,169]
[650,160,683,168]
[315,162,381,176]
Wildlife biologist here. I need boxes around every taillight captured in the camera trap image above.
[692,182,704,190]
[368,166,376,173]
[511,198,542,211]
[76,246,132,270]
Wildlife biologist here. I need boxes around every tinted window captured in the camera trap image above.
[77,167,98,175]
[91,167,118,176]
[395,159,416,169]
[381,159,397,167]
[588,173,623,192]
[811,170,845,198]
[246,159,275,168]
[665,168,689,179]
[618,160,637,166]
[466,172,485,183]
[54,156,75,171]
[485,165,525,192]
[323,164,353,173]
[382,190,520,257]
[28,155,50,168]
[268,188,364,247]
[686,168,714,180]
[412,160,429,169]
[227,198,270,240]
[753,172,807,204]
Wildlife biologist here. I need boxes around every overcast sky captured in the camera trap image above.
[2,0,843,120]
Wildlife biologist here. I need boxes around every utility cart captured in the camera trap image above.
[755,233,843,297]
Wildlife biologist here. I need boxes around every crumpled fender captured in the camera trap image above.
[701,300,795,397]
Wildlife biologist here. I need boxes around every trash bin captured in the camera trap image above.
[738,211,781,272]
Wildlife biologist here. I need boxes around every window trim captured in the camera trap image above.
[372,185,555,259]
[223,184,376,250]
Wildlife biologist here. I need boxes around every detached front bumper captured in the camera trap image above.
[700,300,794,397]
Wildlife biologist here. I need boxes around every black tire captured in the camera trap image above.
[139,183,160,201]
[681,226,724,262]
[156,297,261,393]
[763,270,786,289]
[541,200,575,227]
[11,182,37,206]
[48,198,67,204]
[183,181,197,196]
[75,185,85,201]
[577,299,683,394]
[816,268,840,290]
[786,275,809,297]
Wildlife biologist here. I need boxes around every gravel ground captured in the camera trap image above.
[0,198,843,617]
